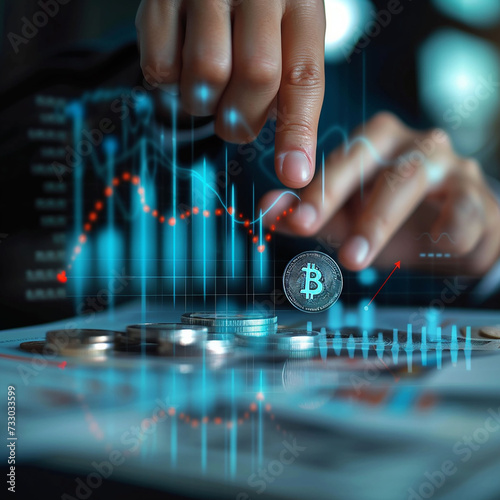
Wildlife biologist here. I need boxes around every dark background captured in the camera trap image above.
[1,0,499,329]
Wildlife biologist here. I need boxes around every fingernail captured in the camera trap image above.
[279,151,312,185]
[290,203,317,229]
[158,83,179,96]
[342,236,370,265]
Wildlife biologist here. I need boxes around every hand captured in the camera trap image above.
[259,112,500,275]
[135,0,326,188]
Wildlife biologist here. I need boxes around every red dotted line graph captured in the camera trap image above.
[58,172,294,282]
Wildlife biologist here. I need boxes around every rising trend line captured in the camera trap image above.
[364,261,401,310]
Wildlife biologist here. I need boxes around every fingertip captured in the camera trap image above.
[275,150,314,188]
[338,235,371,271]
[286,202,318,236]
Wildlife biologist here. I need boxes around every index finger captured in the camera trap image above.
[275,1,325,189]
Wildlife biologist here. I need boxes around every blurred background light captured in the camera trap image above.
[324,0,372,63]
[432,0,500,28]
[358,267,378,286]
[418,29,500,155]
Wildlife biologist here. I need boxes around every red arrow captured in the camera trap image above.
[364,261,400,310]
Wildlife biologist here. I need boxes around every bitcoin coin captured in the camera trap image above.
[283,251,343,313]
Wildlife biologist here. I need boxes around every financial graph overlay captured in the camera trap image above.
[27,88,305,316]
[21,87,479,365]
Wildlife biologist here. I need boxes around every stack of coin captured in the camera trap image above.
[45,329,116,357]
[479,326,500,339]
[273,330,320,358]
[125,323,208,357]
[460,325,500,341]
[181,312,277,336]
[204,333,234,356]
[182,312,278,349]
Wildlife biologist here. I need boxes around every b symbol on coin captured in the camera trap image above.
[300,263,323,299]
[283,251,343,313]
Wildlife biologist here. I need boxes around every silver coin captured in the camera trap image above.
[205,335,234,356]
[19,341,46,354]
[283,251,343,313]
[204,325,278,337]
[126,323,208,344]
[235,334,274,348]
[275,330,320,358]
[479,326,500,339]
[181,312,277,327]
[46,329,115,346]
[57,342,114,357]
[153,324,208,357]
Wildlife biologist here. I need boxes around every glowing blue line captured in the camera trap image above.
[451,325,458,365]
[319,327,327,360]
[321,151,325,206]
[106,146,115,320]
[72,125,298,226]
[436,327,442,370]
[416,232,457,244]
[421,326,427,367]
[172,99,177,307]
[231,185,235,279]
[171,372,177,468]
[202,344,207,473]
[405,324,413,373]
[230,369,237,478]
[70,103,83,309]
[259,209,263,281]
[465,326,471,371]
[258,370,263,468]
[391,329,399,364]
[258,122,435,179]
[225,147,228,210]
[190,168,299,223]
[362,50,366,201]
[376,332,385,359]
[347,335,355,358]
[140,138,147,322]
[362,330,369,359]
[203,158,207,302]
[333,330,342,355]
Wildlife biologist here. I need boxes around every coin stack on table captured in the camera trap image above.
[273,330,321,358]
[123,323,208,357]
[20,329,118,358]
[18,314,325,361]
[181,312,278,348]
[461,325,500,341]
